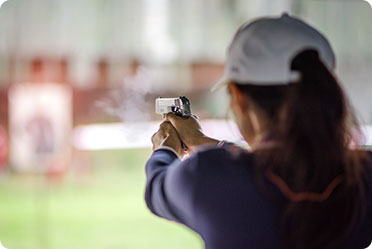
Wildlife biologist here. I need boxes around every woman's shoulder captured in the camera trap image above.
[195,142,252,158]
[187,142,255,172]
[168,143,254,190]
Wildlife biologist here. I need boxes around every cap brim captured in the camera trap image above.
[211,77,230,92]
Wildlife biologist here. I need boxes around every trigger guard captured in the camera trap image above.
[171,106,183,117]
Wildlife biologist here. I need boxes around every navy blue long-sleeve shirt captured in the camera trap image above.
[145,146,372,249]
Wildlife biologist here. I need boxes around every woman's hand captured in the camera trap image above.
[166,113,219,152]
[151,121,184,157]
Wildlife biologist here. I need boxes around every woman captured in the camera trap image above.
[145,14,372,249]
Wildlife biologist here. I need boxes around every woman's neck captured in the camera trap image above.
[246,108,273,150]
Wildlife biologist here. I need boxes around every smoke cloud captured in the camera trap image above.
[97,65,159,123]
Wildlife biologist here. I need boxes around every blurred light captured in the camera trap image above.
[362,125,372,146]
[72,120,243,150]
[0,241,7,249]
[73,122,157,150]
[365,0,372,8]
[143,0,177,63]
[73,122,372,151]
[0,0,7,7]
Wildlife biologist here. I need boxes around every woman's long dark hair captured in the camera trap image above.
[235,49,370,249]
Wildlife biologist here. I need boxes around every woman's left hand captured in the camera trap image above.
[151,121,184,157]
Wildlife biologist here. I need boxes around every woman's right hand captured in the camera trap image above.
[166,113,219,152]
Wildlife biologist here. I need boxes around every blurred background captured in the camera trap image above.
[0,0,372,249]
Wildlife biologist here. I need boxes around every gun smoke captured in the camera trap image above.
[97,66,162,123]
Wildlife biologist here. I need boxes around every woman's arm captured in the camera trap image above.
[145,148,182,222]
[166,113,220,152]
[145,147,201,230]
[145,121,192,222]
[145,120,202,229]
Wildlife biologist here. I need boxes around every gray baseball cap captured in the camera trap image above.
[212,13,336,91]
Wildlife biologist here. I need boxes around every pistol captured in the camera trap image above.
[155,96,191,151]
[155,96,191,117]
